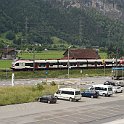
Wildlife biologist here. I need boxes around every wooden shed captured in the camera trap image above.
[62,49,100,59]
[1,48,17,60]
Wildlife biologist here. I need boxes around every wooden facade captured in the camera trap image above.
[62,49,100,59]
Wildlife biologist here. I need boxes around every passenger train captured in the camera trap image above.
[11,59,122,71]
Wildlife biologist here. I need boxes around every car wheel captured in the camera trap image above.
[103,94,106,97]
[69,98,73,102]
[37,98,40,102]
[48,100,51,104]
[121,90,123,93]
[90,95,94,98]
[55,96,58,99]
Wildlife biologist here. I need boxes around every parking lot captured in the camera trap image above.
[0,76,124,124]
[0,90,124,124]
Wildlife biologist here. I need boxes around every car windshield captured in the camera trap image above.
[75,91,81,95]
[108,88,112,91]
[95,87,107,91]
[85,90,94,93]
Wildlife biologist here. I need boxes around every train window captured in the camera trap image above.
[20,63,25,66]
[39,63,45,67]
[62,63,67,66]
[25,63,33,67]
[50,64,53,66]
[15,63,19,66]
[80,63,83,65]
[63,64,67,66]
[70,63,76,66]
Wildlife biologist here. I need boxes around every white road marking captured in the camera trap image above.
[103,119,124,124]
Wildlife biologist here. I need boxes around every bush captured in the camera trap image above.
[36,83,44,90]
[51,81,56,86]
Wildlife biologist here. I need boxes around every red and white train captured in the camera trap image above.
[11,59,122,71]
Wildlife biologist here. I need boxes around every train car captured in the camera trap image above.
[11,59,122,71]
[120,58,124,66]
[12,59,48,70]
[12,60,34,70]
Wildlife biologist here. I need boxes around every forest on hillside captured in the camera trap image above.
[0,0,124,58]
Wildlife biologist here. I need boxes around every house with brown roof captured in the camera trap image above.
[0,48,18,60]
[62,49,100,59]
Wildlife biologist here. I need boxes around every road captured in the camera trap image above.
[0,76,112,86]
[0,90,124,123]
[0,77,124,124]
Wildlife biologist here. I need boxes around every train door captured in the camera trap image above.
[46,63,49,69]
[34,63,38,69]
[19,62,25,69]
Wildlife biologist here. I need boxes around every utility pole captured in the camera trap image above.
[33,48,35,72]
[79,0,83,47]
[79,15,83,45]
[115,48,118,68]
[67,46,71,78]
[103,0,106,15]
[25,17,28,41]
[6,45,9,79]
[21,17,28,55]
[78,0,87,48]
[25,17,28,43]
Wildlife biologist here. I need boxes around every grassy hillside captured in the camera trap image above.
[0,0,123,57]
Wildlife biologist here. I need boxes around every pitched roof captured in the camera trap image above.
[63,49,100,59]
[1,48,16,54]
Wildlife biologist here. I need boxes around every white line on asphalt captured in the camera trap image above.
[103,119,124,124]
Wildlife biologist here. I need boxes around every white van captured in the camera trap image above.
[54,88,81,102]
[89,84,113,97]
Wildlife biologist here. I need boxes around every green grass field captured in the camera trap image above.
[0,84,57,106]
[18,50,64,60]
[0,60,12,69]
[0,68,112,80]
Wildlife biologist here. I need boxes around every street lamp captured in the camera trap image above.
[6,45,9,79]
[33,47,35,72]
[67,46,71,78]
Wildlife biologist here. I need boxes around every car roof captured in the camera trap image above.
[42,94,53,97]
[92,84,112,87]
[58,88,80,91]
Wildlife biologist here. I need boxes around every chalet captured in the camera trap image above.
[62,49,100,59]
[0,48,18,60]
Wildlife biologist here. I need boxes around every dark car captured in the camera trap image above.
[81,90,99,98]
[37,95,57,104]
[104,81,116,86]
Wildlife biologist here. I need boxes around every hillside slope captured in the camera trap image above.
[0,0,123,57]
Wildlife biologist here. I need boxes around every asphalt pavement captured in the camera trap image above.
[0,90,124,124]
[0,76,113,86]
[0,76,124,124]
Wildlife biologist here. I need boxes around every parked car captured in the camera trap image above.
[104,81,116,86]
[89,84,113,97]
[116,81,124,87]
[112,86,123,93]
[81,89,99,98]
[54,88,81,102]
[37,95,57,104]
